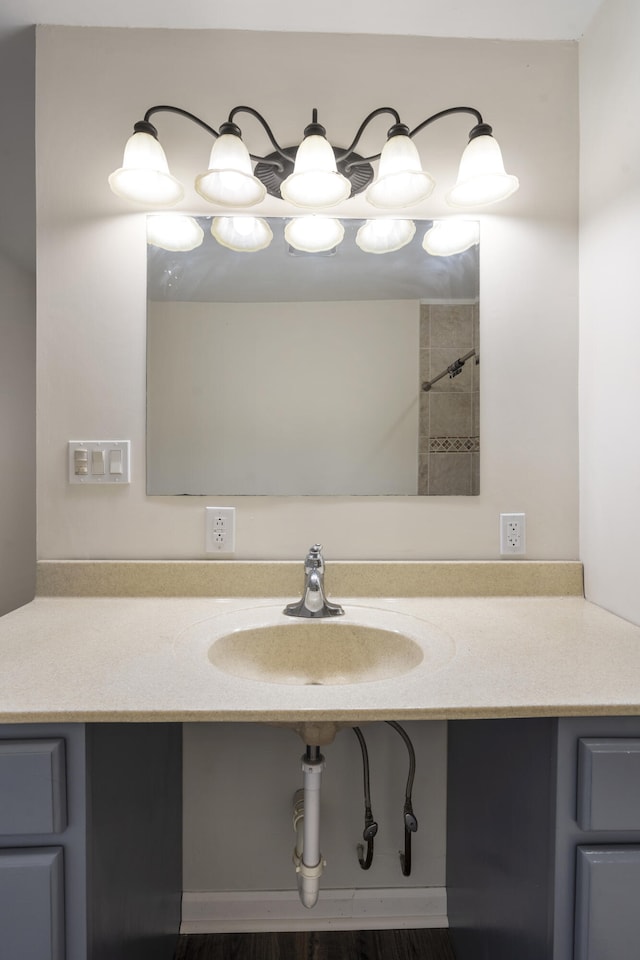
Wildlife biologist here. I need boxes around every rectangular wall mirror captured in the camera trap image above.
[147,217,479,496]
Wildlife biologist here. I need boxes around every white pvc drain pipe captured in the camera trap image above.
[292,748,325,908]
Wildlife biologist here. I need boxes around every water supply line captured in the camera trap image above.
[386,721,419,876]
[292,745,325,908]
[352,726,378,869]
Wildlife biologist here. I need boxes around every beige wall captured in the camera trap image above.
[579,0,640,625]
[35,26,579,560]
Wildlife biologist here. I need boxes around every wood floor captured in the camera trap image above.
[174,929,457,960]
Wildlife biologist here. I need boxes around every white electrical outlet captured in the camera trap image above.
[500,513,526,555]
[205,507,236,554]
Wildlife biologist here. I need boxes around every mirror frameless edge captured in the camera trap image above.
[146,216,480,497]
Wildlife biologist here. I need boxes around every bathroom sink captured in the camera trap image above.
[177,603,455,687]
[208,620,424,685]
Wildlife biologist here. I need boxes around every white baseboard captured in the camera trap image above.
[181,887,448,933]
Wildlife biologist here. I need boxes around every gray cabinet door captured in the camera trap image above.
[575,846,640,960]
[577,739,640,831]
[0,847,65,959]
[0,739,67,834]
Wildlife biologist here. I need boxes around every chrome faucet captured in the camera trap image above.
[284,544,345,619]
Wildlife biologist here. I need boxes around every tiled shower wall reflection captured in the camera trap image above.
[419,303,480,495]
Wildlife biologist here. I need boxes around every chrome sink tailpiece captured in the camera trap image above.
[284,544,344,619]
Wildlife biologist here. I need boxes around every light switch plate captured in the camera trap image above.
[68,441,131,484]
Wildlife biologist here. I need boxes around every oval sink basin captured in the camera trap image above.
[208,621,424,686]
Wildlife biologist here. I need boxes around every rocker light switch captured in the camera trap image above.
[108,449,123,475]
[91,449,105,475]
[68,441,130,484]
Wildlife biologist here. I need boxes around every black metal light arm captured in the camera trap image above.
[409,105,483,139]
[138,103,486,168]
[142,104,220,140]
[344,105,486,172]
[334,106,402,163]
[227,105,294,168]
[141,103,288,171]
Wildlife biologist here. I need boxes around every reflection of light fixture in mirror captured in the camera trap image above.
[109,121,184,206]
[422,219,480,256]
[355,219,416,254]
[284,217,345,253]
[211,216,273,252]
[195,122,267,207]
[447,126,519,207]
[109,104,518,225]
[146,214,204,251]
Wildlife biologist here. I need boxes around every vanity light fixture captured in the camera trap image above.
[119,104,517,254]
[110,104,518,210]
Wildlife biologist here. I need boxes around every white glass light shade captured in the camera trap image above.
[211,217,273,252]
[108,131,184,207]
[355,219,416,254]
[146,214,204,252]
[366,135,435,209]
[422,220,480,257]
[446,135,519,207]
[284,217,345,253]
[195,134,267,207]
[280,135,351,208]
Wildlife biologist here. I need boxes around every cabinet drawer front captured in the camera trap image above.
[0,847,65,959]
[0,739,67,835]
[577,738,640,831]
[574,845,640,960]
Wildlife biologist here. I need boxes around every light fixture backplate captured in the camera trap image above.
[254,148,374,199]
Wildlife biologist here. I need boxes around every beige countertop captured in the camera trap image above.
[1,560,639,724]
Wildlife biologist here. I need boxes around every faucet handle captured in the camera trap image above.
[305,544,324,572]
